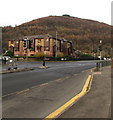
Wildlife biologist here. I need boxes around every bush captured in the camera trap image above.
[79,53,93,60]
[4,50,13,57]
[57,52,64,57]
[34,52,44,59]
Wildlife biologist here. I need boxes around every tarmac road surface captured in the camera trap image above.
[2,61,96,96]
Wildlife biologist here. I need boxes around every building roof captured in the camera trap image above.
[22,34,53,40]
[9,34,73,43]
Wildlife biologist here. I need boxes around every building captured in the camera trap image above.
[9,34,73,57]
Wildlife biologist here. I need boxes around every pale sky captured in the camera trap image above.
[0,0,112,27]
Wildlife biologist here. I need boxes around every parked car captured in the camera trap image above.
[2,56,11,61]
[2,56,11,64]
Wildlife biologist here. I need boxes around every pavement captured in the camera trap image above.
[1,61,49,74]
[59,66,111,118]
[1,66,49,74]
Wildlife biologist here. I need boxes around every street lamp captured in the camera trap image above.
[99,40,102,71]
[23,38,29,68]
[42,38,47,67]
[99,40,102,61]
[23,38,29,58]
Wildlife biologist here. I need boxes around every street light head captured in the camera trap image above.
[100,40,102,44]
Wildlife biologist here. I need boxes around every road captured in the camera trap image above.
[2,61,96,96]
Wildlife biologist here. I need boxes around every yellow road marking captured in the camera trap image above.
[43,75,92,120]
[16,89,30,95]
[40,83,48,87]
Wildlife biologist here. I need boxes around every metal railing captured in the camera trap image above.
[96,60,111,71]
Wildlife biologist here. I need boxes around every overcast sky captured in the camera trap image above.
[0,0,112,27]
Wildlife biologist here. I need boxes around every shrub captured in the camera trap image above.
[4,50,13,57]
[57,52,64,57]
[35,52,44,59]
[79,53,93,60]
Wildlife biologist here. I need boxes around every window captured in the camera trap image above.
[37,45,42,51]
[29,40,34,51]
[44,38,49,42]
[44,38,50,51]
[30,54,34,56]
[38,40,41,43]
[15,41,19,51]
[44,46,49,51]
[46,39,49,42]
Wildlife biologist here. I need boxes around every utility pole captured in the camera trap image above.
[43,51,46,66]
[91,39,94,60]
[76,39,78,59]
[43,38,46,67]
[99,40,102,71]
[23,38,29,68]
[99,40,102,61]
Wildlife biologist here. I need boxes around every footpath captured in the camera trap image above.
[1,61,49,74]
[59,66,111,119]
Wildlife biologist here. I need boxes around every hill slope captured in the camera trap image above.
[2,15,111,57]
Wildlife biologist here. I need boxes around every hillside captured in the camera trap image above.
[2,15,111,57]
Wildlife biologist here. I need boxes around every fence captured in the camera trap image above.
[96,60,111,71]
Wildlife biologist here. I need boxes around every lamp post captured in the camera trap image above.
[11,44,15,56]
[99,40,102,61]
[99,40,102,71]
[23,38,29,69]
[43,38,47,67]
[23,38,28,59]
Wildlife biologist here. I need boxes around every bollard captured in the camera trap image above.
[96,62,102,71]
[105,61,107,66]
[43,60,45,66]
[13,66,17,70]
[96,62,99,71]
[8,68,11,70]
[99,61,102,71]
[102,61,103,67]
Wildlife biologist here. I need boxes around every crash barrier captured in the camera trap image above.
[96,60,111,71]
[3,58,18,70]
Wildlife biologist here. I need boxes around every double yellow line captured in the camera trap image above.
[43,75,92,120]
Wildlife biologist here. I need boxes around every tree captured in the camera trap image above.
[62,14,70,17]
